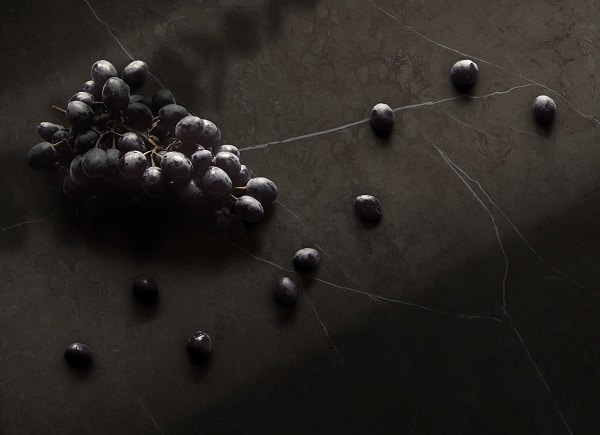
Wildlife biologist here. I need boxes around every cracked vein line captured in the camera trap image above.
[2,211,57,233]
[370,1,600,125]
[444,112,501,142]
[82,0,166,89]
[240,83,536,152]
[445,151,597,299]
[418,128,510,317]
[513,327,574,435]
[225,240,507,325]
[300,282,348,373]
[137,397,164,435]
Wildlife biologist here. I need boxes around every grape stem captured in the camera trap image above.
[121,124,162,150]
[51,105,67,114]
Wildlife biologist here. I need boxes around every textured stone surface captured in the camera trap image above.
[2,0,600,433]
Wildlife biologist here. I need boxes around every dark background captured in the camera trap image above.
[2,0,600,434]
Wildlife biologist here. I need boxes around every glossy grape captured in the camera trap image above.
[273,277,298,306]
[532,95,556,124]
[119,150,148,179]
[64,342,92,368]
[191,149,213,174]
[70,154,90,185]
[81,148,109,178]
[161,151,192,181]
[198,119,221,149]
[354,194,382,222]
[126,101,153,131]
[66,101,95,131]
[27,142,57,170]
[121,60,148,90]
[132,274,158,304]
[233,195,264,222]
[81,80,102,100]
[216,145,240,158]
[91,60,117,86]
[102,77,130,114]
[450,59,479,87]
[74,130,99,155]
[175,115,205,143]
[37,122,64,141]
[201,166,232,198]
[370,103,395,136]
[246,177,278,204]
[69,91,95,106]
[231,164,252,187]
[142,166,166,197]
[151,89,176,114]
[158,104,188,132]
[292,248,320,272]
[187,331,212,363]
[118,132,146,153]
[212,152,241,179]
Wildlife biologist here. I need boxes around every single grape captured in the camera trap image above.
[81,148,108,178]
[161,151,193,181]
[121,60,148,90]
[370,103,395,136]
[246,177,278,204]
[179,178,205,206]
[102,77,130,114]
[66,101,95,131]
[187,331,212,363]
[132,274,158,304]
[37,122,64,141]
[69,91,95,107]
[64,342,93,368]
[213,152,241,179]
[292,248,320,272]
[130,94,152,108]
[142,166,166,197]
[70,155,90,185]
[450,59,479,88]
[91,60,118,86]
[74,130,99,155]
[273,277,298,306]
[81,80,102,100]
[125,101,153,131]
[51,129,71,144]
[119,150,148,179]
[175,115,205,143]
[532,95,556,124]
[198,119,221,149]
[151,89,176,114]
[104,148,122,182]
[233,195,264,222]
[216,145,240,158]
[27,142,57,170]
[201,166,232,198]
[226,215,246,240]
[158,104,188,132]
[118,132,146,153]
[354,194,382,222]
[231,164,252,187]
[62,174,88,198]
[190,149,213,174]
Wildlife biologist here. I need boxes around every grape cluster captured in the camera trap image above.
[27,59,277,238]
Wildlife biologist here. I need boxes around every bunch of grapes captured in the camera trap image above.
[27,60,277,238]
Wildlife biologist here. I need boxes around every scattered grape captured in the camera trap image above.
[532,95,556,124]
[187,331,212,363]
[132,274,158,304]
[292,248,320,272]
[273,277,298,306]
[450,59,479,88]
[370,103,395,136]
[64,343,92,368]
[354,194,382,222]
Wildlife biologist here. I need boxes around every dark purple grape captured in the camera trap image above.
[292,248,320,272]
[191,149,213,174]
[51,129,71,145]
[66,101,95,131]
[64,342,93,368]
[62,174,88,198]
[201,166,232,198]
[216,145,240,158]
[213,152,241,179]
[130,94,152,108]
[246,177,278,204]
[158,104,188,132]
[142,166,166,197]
[70,155,90,185]
[370,103,395,136]
[175,116,205,143]
[233,195,263,222]
[176,142,205,157]
[187,331,212,363]
[125,101,153,131]
[105,148,122,182]
[226,215,246,240]
[160,151,192,181]
[231,164,252,187]
[354,194,382,222]
[151,89,176,114]
[102,77,130,114]
[273,277,298,306]
[450,59,479,88]
[150,122,170,140]
[121,60,148,90]
[69,91,95,106]
[81,148,108,178]
[37,122,64,141]
[119,150,148,179]
[532,95,556,124]
[179,178,205,206]
[81,80,102,100]
[74,130,99,154]
[27,142,57,170]
[198,119,221,150]
[118,132,146,153]
[132,274,158,304]
[91,60,118,86]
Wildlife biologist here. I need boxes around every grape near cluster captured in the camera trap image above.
[27,59,277,238]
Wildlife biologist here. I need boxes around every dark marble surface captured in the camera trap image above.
[2,1,600,434]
